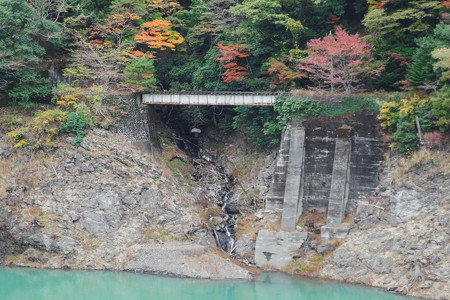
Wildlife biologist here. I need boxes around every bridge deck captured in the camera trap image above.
[141,91,278,106]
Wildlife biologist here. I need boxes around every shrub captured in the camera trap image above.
[30,109,67,149]
[59,112,86,146]
[274,96,326,127]
[379,94,433,152]
[7,127,29,148]
[0,116,24,131]
[392,119,419,152]
[431,85,450,131]
[232,106,279,146]
[18,101,38,110]
[6,108,66,149]
[53,83,84,108]
[322,96,380,116]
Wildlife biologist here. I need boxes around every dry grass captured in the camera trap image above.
[0,155,15,177]
[392,149,450,186]
[0,151,54,189]
[74,230,100,249]
[235,215,259,239]
[236,213,282,240]
[323,239,343,248]
[199,206,222,223]
[208,245,260,275]
[140,226,173,243]
[297,211,327,229]
[341,214,355,225]
[283,251,327,276]
[262,215,282,231]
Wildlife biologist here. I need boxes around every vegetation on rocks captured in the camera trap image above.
[0,0,449,298]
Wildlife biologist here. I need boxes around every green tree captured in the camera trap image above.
[232,106,279,145]
[406,23,450,88]
[124,57,158,91]
[229,0,303,56]
[432,47,450,85]
[192,47,229,91]
[362,0,443,89]
[432,85,450,131]
[0,0,62,101]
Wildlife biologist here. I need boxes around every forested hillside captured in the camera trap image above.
[0,0,449,151]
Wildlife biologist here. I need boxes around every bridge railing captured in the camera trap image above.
[141,91,280,106]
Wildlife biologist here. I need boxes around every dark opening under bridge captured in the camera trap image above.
[141,91,278,106]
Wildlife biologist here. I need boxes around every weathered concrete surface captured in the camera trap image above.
[325,133,351,227]
[266,125,291,211]
[321,128,352,239]
[281,127,305,230]
[125,242,252,279]
[348,137,385,204]
[255,230,307,269]
[265,111,385,215]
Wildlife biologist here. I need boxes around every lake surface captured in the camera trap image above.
[0,267,417,300]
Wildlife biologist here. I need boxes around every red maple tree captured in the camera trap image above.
[298,26,380,95]
[216,43,250,83]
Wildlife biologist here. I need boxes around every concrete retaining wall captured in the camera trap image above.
[265,111,386,227]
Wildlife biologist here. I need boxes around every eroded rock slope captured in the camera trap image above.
[321,151,450,300]
[0,129,251,279]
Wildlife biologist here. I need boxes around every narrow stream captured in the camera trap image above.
[0,267,419,300]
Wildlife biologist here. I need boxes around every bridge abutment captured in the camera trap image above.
[256,112,386,269]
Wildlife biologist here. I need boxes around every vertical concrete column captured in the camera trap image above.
[281,127,306,230]
[324,126,352,227]
[265,125,291,211]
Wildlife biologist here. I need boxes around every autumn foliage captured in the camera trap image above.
[440,1,450,8]
[134,19,184,58]
[298,26,380,95]
[88,12,141,48]
[216,43,250,83]
[267,58,305,90]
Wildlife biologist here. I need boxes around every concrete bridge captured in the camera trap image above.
[141,91,278,106]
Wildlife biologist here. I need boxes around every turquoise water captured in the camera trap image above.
[0,267,417,300]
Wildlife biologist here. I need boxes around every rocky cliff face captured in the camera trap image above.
[320,150,450,300]
[0,129,251,279]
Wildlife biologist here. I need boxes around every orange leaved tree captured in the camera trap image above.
[134,19,184,58]
[216,43,250,83]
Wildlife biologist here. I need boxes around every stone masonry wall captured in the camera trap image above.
[116,95,150,142]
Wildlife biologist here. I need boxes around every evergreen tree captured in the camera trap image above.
[406,23,450,88]
[0,0,62,102]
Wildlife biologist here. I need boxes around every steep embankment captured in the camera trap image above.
[0,128,251,279]
[320,150,450,300]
